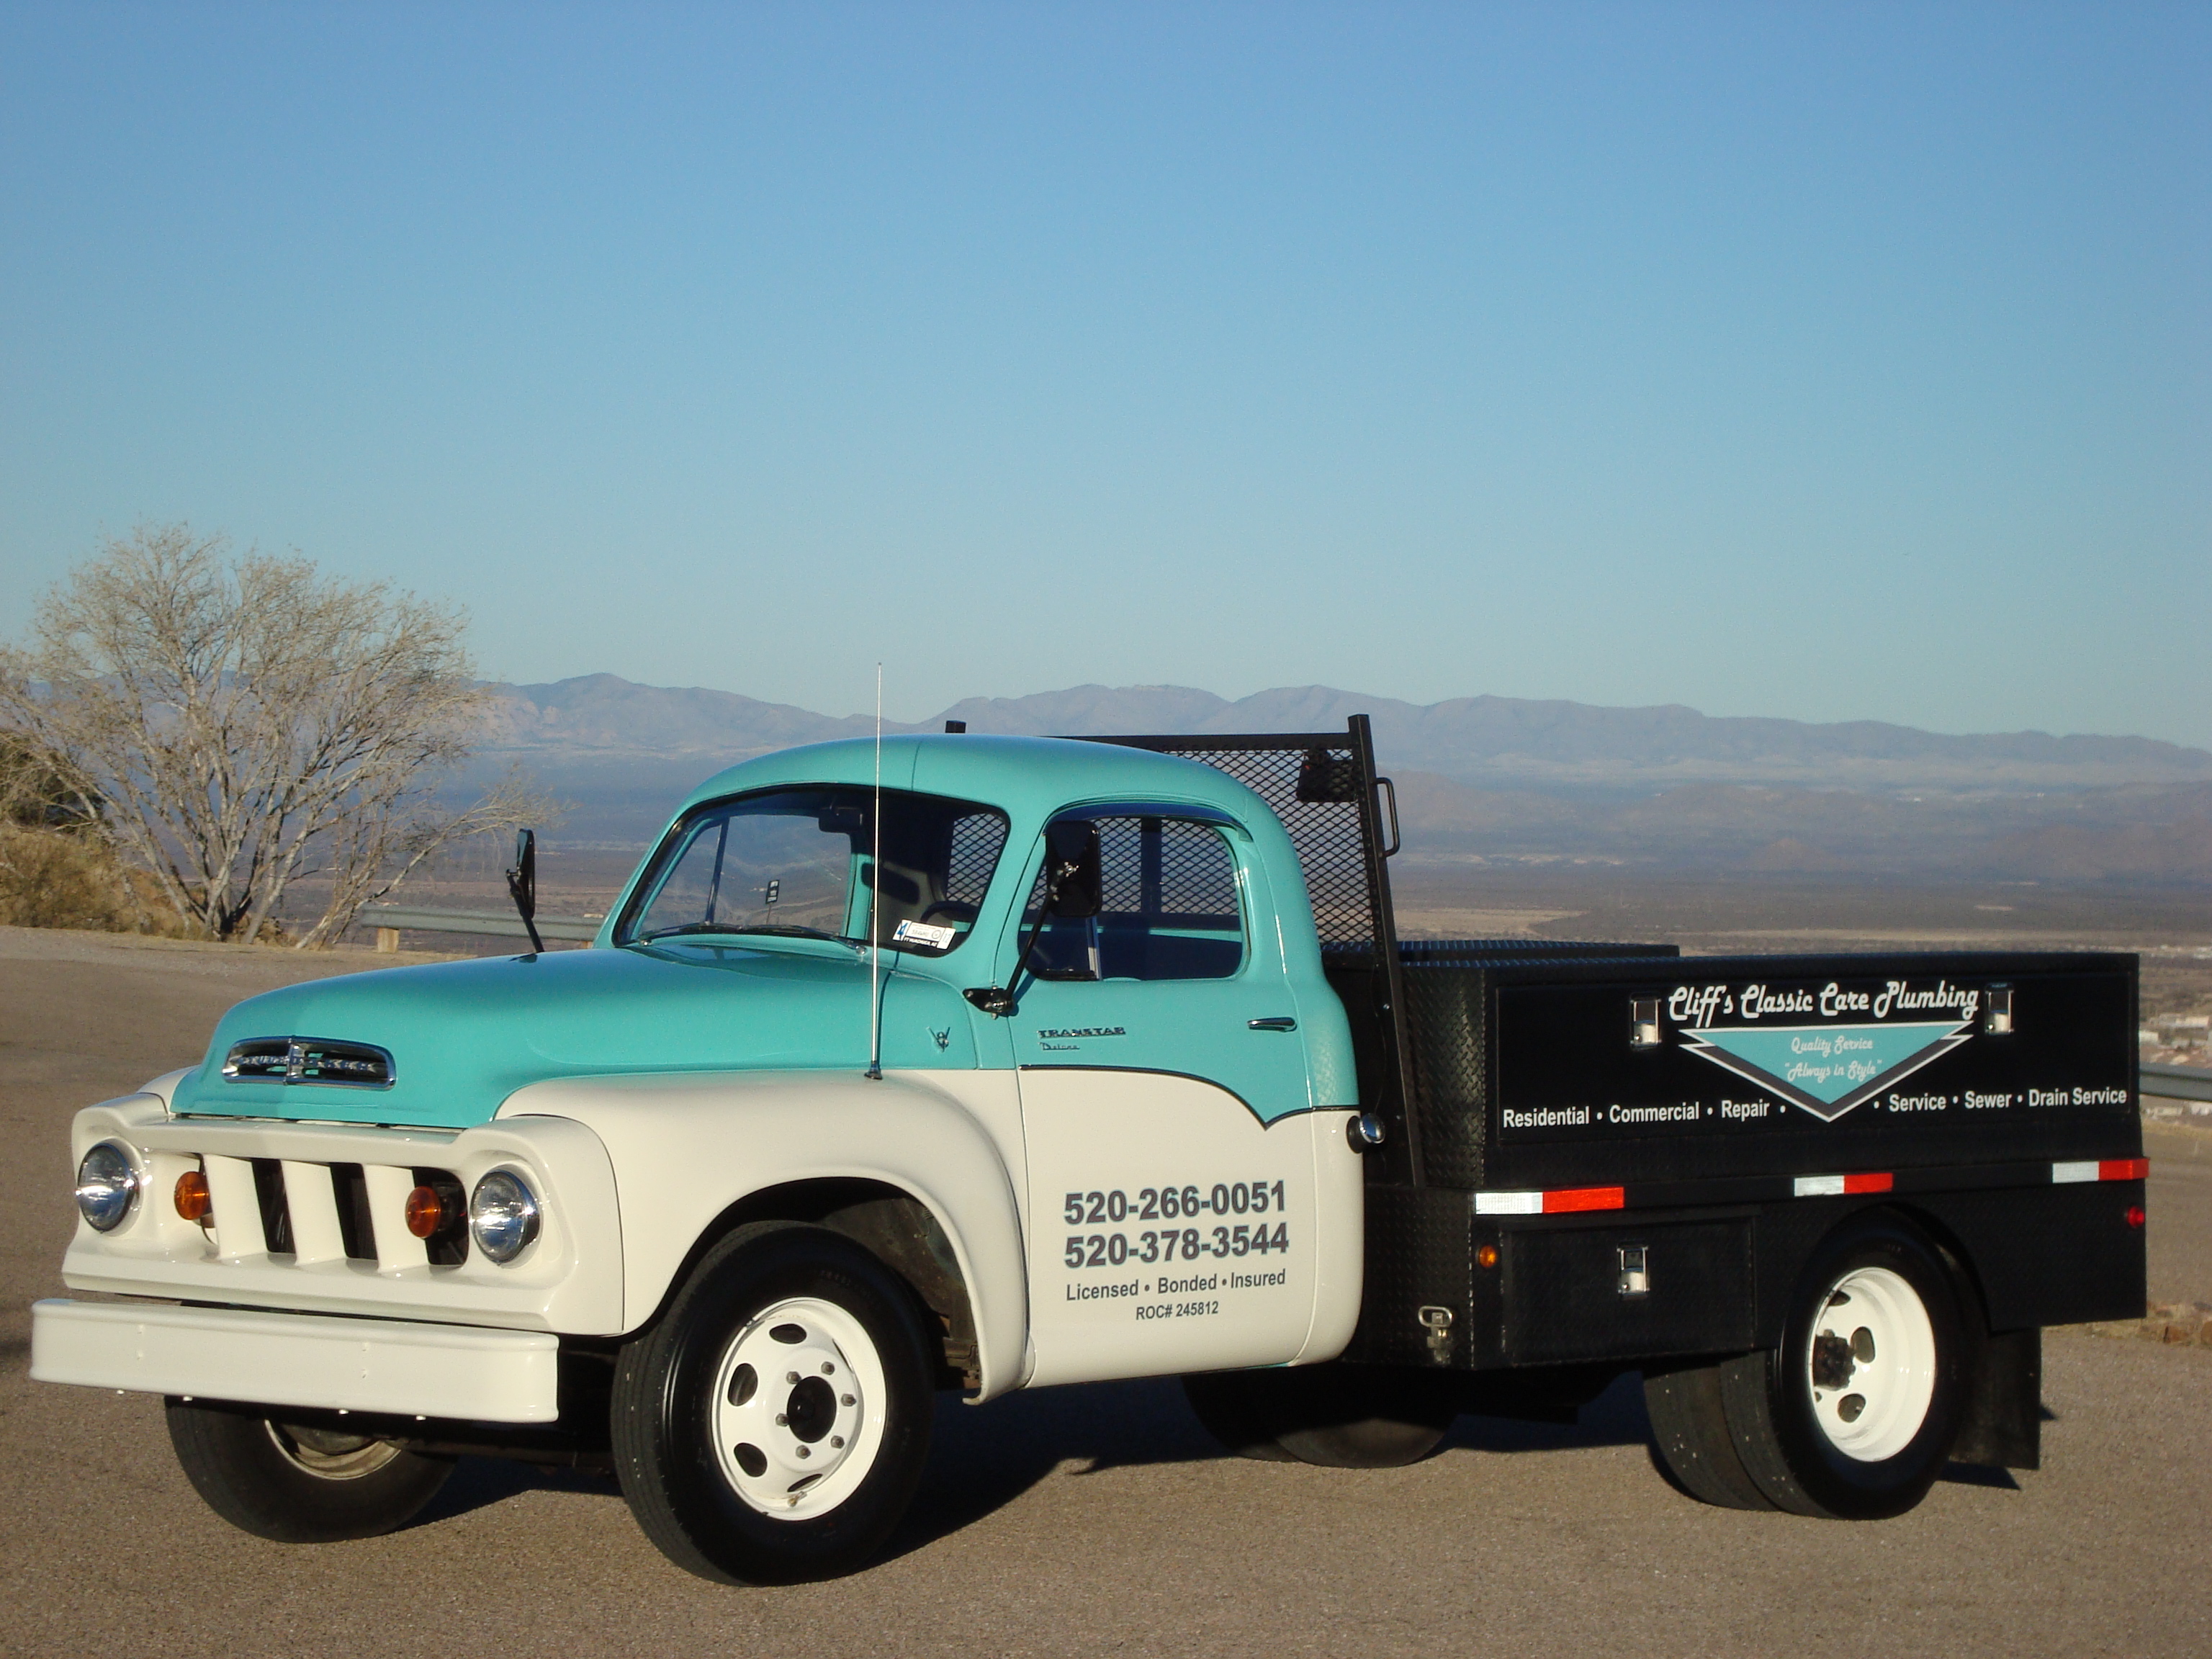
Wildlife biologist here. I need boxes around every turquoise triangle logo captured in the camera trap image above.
[1680,1020,1972,1122]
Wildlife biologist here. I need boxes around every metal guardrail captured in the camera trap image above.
[358,904,601,947]
[2142,1061,2212,1105]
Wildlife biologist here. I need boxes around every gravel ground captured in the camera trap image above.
[4,927,2208,1658]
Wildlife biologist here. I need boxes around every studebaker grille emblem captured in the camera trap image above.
[222,1036,396,1089]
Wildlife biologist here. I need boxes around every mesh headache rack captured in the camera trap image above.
[1074,716,1674,1187]
[1073,717,1421,1175]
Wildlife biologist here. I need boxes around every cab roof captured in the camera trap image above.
[673,734,1272,833]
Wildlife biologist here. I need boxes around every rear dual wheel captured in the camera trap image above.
[1645,1213,1972,1519]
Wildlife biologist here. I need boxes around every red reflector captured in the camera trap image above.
[1543,1186,1626,1214]
[2124,1205,2146,1230]
[2099,1159,2149,1182]
[1842,1172,1894,1195]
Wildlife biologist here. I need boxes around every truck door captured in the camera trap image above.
[1007,807,1324,1387]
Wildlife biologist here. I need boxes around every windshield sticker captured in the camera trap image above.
[892,919,956,950]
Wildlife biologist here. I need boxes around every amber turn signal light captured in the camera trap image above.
[1475,1243,1500,1269]
[405,1184,445,1239]
[174,1169,211,1223]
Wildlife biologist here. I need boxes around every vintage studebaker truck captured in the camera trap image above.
[35,719,2145,1582]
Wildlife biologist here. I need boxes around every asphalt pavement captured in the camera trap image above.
[4,927,2207,1658]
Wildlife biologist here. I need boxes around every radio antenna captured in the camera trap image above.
[866,662,884,1081]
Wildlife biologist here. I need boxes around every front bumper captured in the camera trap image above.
[30,1298,560,1423]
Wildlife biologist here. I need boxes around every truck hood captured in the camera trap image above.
[171,943,927,1129]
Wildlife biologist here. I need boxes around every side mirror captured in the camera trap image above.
[505,829,544,953]
[506,829,537,920]
[966,818,1102,1017]
[1043,819,1102,919]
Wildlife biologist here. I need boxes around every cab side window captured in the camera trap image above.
[1025,814,1244,981]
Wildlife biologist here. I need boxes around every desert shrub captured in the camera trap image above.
[0,824,194,935]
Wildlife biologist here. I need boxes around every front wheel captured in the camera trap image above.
[611,1221,935,1584]
[166,1403,453,1542]
[1719,1213,1972,1519]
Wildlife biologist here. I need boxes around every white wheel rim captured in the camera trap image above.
[1803,1265,1936,1462]
[266,1422,403,1480]
[711,1295,888,1521]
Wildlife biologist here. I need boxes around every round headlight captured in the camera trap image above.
[468,1169,541,1264]
[76,1141,141,1233]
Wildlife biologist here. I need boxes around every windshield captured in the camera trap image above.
[616,786,1010,956]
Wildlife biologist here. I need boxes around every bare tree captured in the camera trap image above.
[0,731,99,830]
[0,524,547,945]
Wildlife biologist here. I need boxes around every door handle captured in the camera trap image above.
[1247,1017,1298,1032]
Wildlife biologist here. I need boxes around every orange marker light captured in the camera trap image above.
[174,1170,211,1223]
[405,1185,445,1239]
[1475,1244,1500,1269]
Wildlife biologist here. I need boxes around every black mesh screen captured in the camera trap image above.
[1074,740,1380,953]
[1027,817,1238,925]
[945,812,1010,908]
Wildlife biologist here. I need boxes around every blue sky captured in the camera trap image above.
[3,4,2206,743]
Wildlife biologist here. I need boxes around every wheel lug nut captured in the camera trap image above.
[796,1445,811,1459]
[831,1434,845,1449]
[840,1393,855,1406]
[786,1371,800,1384]
[775,1413,788,1426]
[822,1362,835,1375]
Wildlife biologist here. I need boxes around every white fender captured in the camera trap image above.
[500,1069,1030,1401]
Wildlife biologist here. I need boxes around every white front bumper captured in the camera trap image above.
[30,1299,561,1423]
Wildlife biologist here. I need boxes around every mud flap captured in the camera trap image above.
[1951,1326,2041,1471]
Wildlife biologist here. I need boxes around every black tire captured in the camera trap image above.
[165,1402,453,1542]
[611,1220,934,1584]
[1181,1370,1297,1461]
[1643,1361,1775,1511]
[1184,1364,1455,1469]
[1719,1213,1972,1520]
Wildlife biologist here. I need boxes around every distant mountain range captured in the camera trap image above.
[469,675,2212,883]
